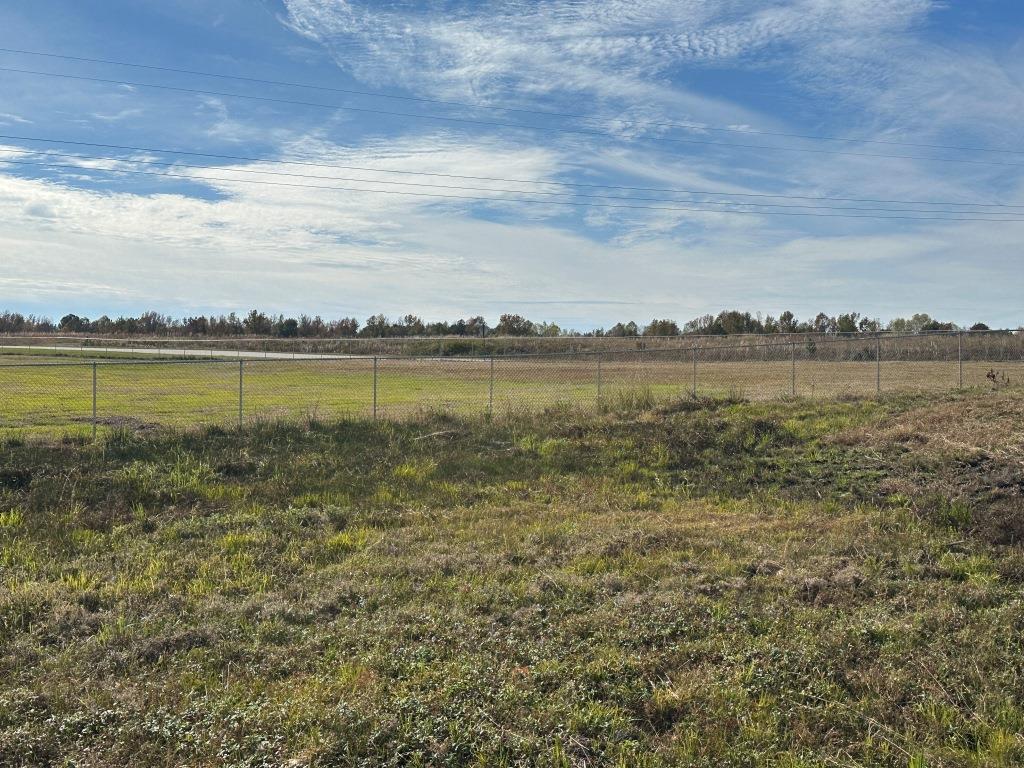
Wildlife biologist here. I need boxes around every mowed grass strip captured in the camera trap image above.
[0,391,1022,766]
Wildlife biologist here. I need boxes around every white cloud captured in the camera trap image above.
[1,132,1021,326]
[0,112,32,125]
[90,108,145,123]
[280,0,934,102]
[281,0,776,130]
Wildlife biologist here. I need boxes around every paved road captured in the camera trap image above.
[0,343,361,360]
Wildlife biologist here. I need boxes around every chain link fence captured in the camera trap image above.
[1,332,1020,438]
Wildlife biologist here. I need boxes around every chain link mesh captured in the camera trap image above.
[1,331,1021,438]
[241,358,377,422]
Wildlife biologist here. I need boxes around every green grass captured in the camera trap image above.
[1,353,1020,441]
[1,391,1023,766]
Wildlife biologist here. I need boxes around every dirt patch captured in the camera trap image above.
[830,393,1023,545]
[0,467,32,489]
[832,392,1024,460]
[137,629,212,663]
[72,415,161,431]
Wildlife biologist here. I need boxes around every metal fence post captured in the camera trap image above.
[238,360,244,427]
[875,336,881,395]
[958,331,963,388]
[488,355,494,417]
[790,342,796,397]
[596,353,602,408]
[92,362,97,441]
[372,356,378,420]
[691,346,697,397]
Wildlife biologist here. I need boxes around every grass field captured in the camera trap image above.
[1,389,1023,766]
[0,351,1020,439]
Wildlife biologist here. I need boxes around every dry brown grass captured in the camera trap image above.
[833,390,1024,460]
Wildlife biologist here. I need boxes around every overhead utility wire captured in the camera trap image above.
[7,156,1022,222]
[2,46,1021,156]
[2,66,1023,170]
[5,151,1021,216]
[1,134,1021,210]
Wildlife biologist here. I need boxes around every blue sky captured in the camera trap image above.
[0,0,1022,329]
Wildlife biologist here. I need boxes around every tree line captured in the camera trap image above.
[0,309,997,339]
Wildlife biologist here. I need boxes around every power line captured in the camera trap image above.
[2,45,1021,157]
[2,133,1022,210]
[6,155,1022,222]
[5,150,1022,217]
[3,66,1024,169]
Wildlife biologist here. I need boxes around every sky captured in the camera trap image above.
[0,0,1022,329]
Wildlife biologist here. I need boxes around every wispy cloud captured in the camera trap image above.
[0,112,32,125]
[281,1,934,114]
[90,108,145,123]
